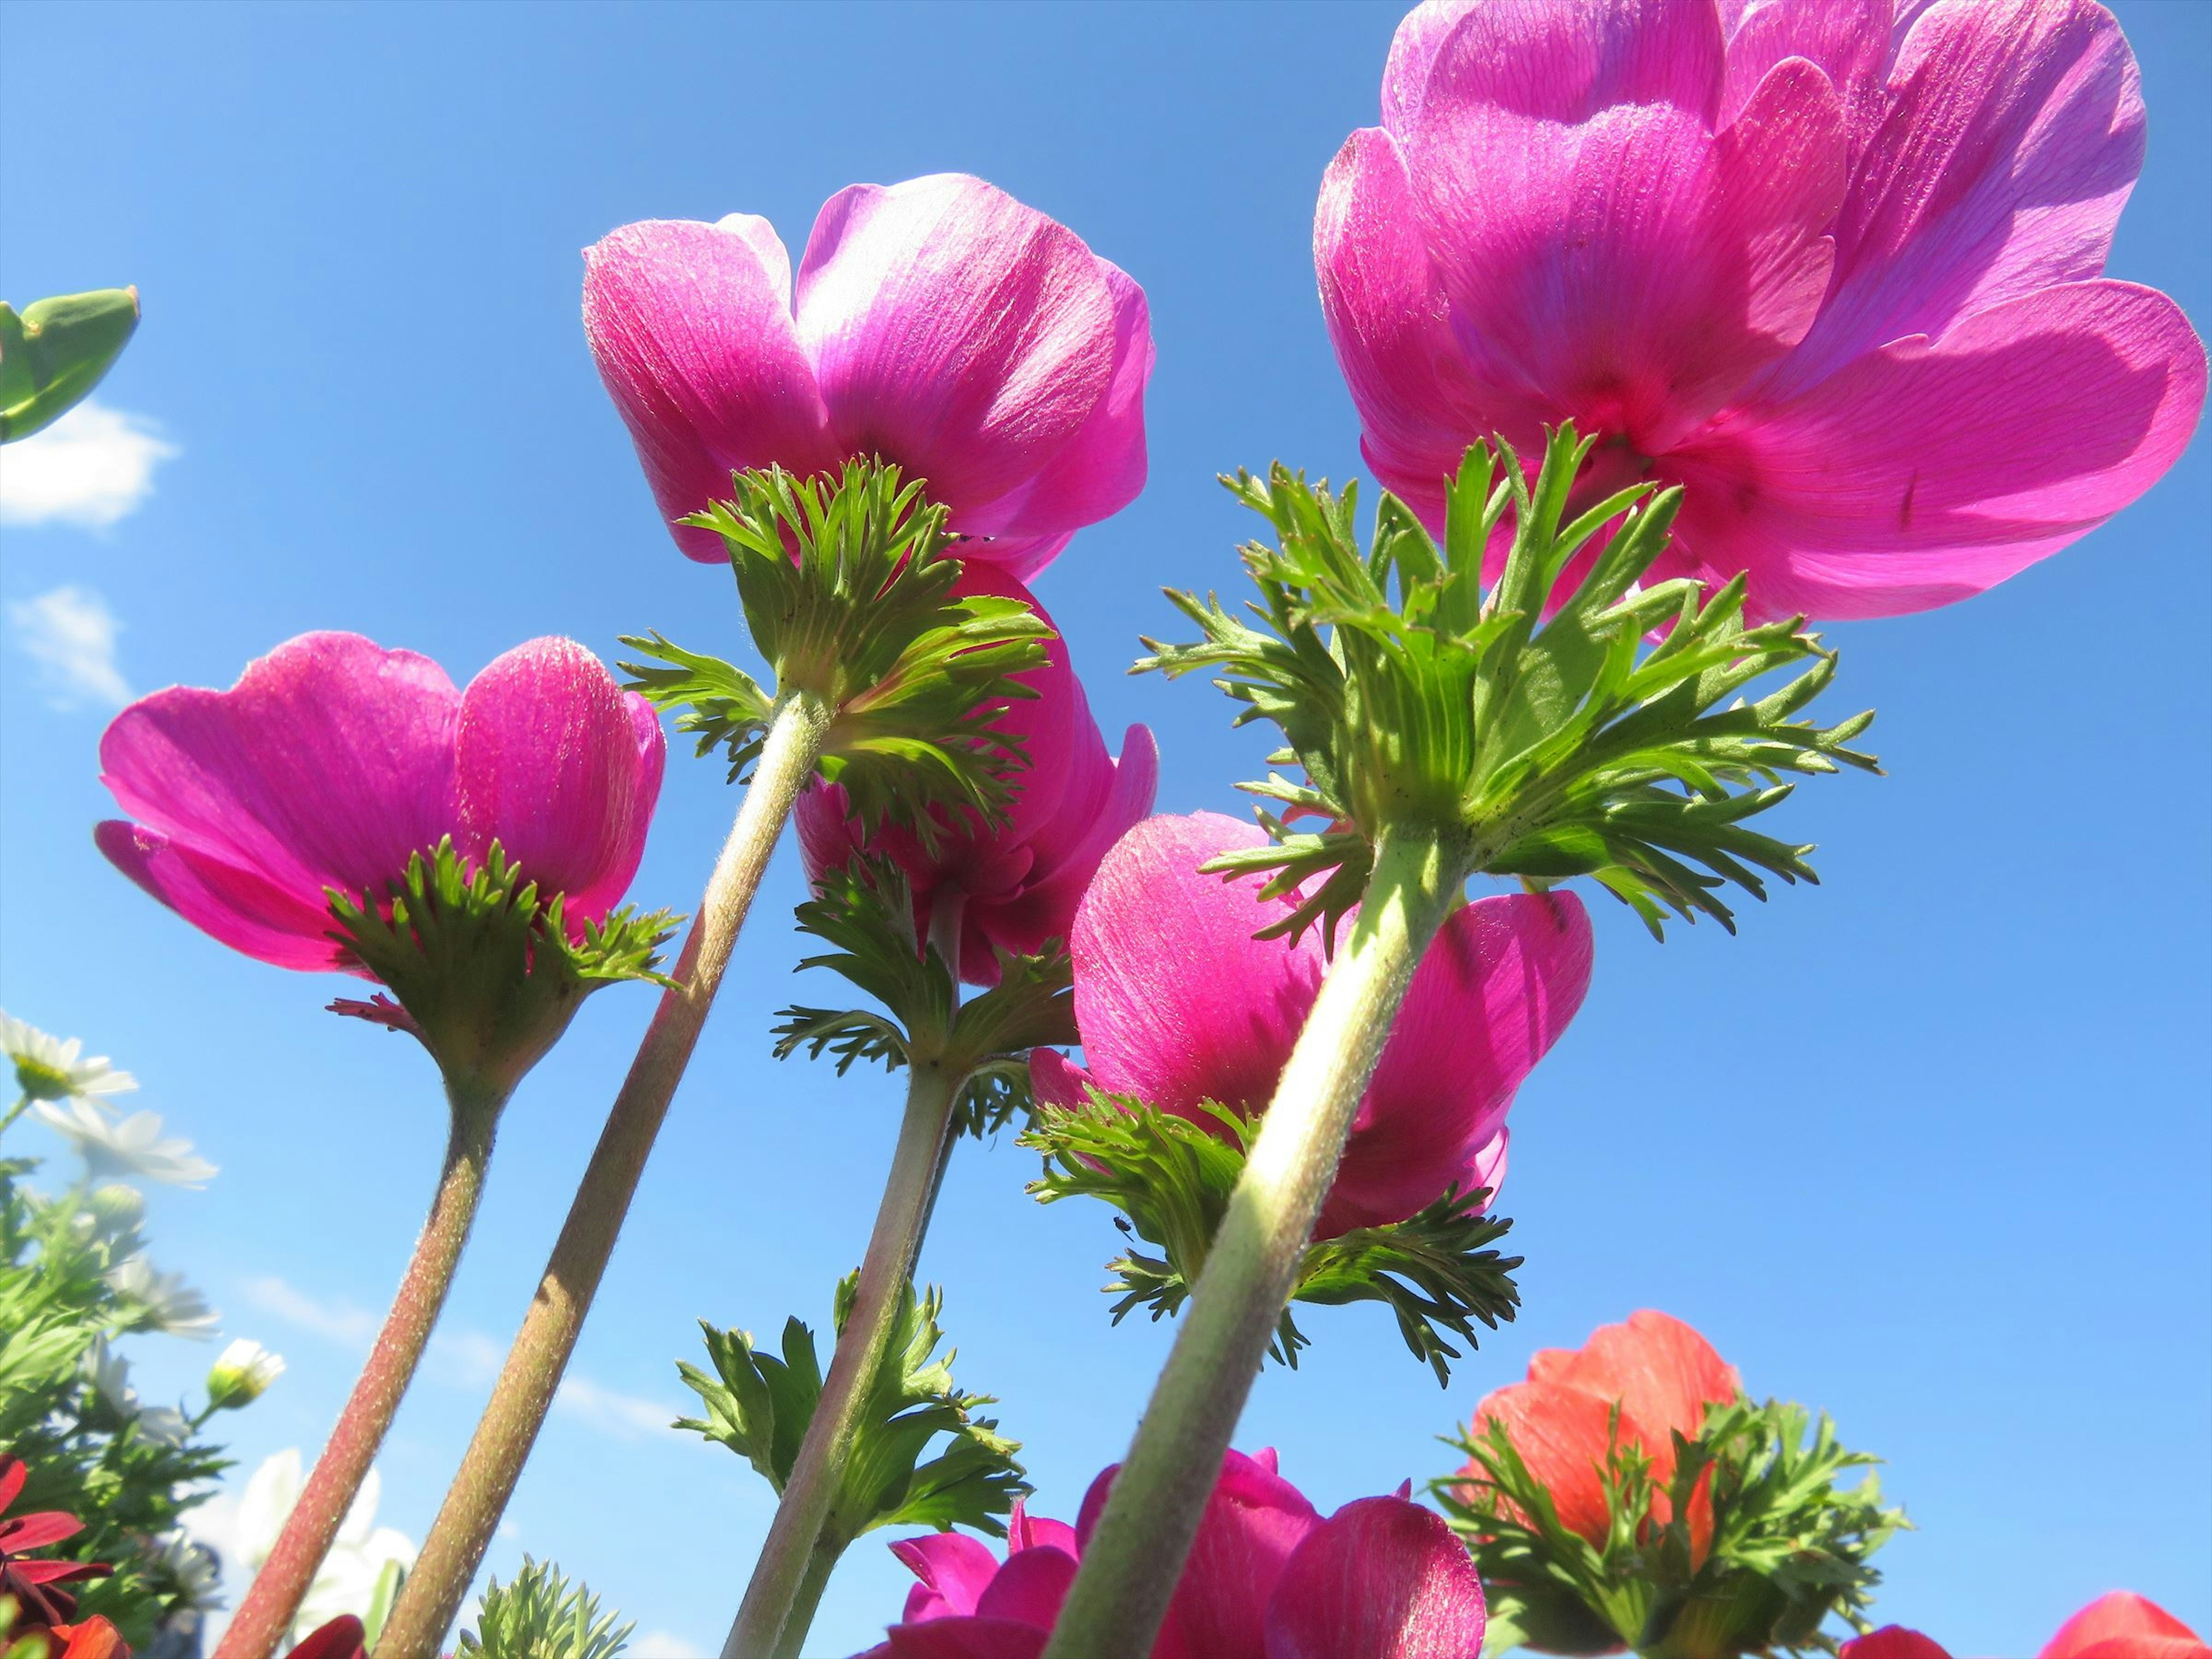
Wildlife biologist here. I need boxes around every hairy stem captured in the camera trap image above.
[215,1081,503,1659]
[375,690,835,1659]
[1037,828,1465,1659]
[725,894,967,1659]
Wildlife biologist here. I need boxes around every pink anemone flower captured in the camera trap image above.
[1032,812,1592,1234]
[1317,0,2207,622]
[94,631,664,974]
[860,1448,1486,1659]
[1839,1591,2211,1659]
[585,172,1153,580]
[796,567,1158,987]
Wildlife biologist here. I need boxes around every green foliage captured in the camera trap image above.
[1022,1092,1521,1382]
[0,1145,240,1645]
[769,857,1076,1138]
[677,1277,1026,1558]
[620,460,1055,849]
[0,289,139,442]
[457,1557,632,1659]
[1438,1395,1905,1656]
[328,836,679,1097]
[1139,427,1877,944]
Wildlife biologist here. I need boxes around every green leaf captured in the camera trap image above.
[1021,1090,1520,1382]
[326,836,679,1097]
[625,460,1055,849]
[1139,425,1877,944]
[1,288,139,442]
[456,1557,632,1659]
[677,1278,1026,1559]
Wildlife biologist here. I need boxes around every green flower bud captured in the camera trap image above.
[205,1338,285,1410]
[78,1182,147,1243]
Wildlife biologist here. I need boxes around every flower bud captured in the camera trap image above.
[78,1181,147,1243]
[205,1338,284,1410]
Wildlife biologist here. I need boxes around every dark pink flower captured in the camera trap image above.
[1317,0,2206,621]
[1839,1593,2211,1659]
[585,173,1152,579]
[1032,812,1592,1234]
[95,631,664,972]
[858,1449,1485,1659]
[796,567,1157,988]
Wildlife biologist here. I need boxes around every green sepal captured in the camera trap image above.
[1022,1090,1521,1382]
[622,460,1055,851]
[1139,425,1877,944]
[769,857,1076,1138]
[1,288,139,442]
[1437,1395,1905,1655]
[326,836,680,1098]
[676,1277,1027,1559]
[456,1557,632,1659]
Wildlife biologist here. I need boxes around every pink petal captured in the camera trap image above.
[1674,278,2207,619]
[1838,1631,1956,1659]
[1537,1310,1743,1442]
[1404,48,1846,450]
[1315,126,1516,527]
[1721,0,1889,146]
[1416,0,1727,126]
[1260,1495,1487,1659]
[2039,1593,2208,1659]
[455,637,665,926]
[1069,813,1321,1125]
[1379,0,1476,137]
[582,217,835,562]
[96,820,351,972]
[883,1621,1050,1659]
[972,1546,1079,1629]
[1324,892,1593,1234]
[99,632,461,914]
[1028,1048,1094,1112]
[796,175,1131,569]
[891,1532,1006,1622]
[1780,0,2148,391]
[1006,1501,1081,1561]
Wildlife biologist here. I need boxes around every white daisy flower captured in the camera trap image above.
[206,1338,285,1410]
[87,1336,138,1415]
[34,1097,217,1187]
[137,1404,192,1447]
[108,1255,221,1339]
[234,1450,418,1637]
[1,1010,136,1107]
[154,1531,222,1611]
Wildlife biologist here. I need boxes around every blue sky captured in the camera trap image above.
[2,2,2205,1653]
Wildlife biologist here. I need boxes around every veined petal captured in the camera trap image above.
[891,1532,1005,1622]
[1418,0,1728,126]
[1028,1048,1095,1113]
[797,175,1125,555]
[1260,1495,1487,1659]
[1327,892,1593,1234]
[1534,1309,1742,1442]
[582,217,834,562]
[971,1546,1079,1630]
[98,632,460,907]
[456,637,665,926]
[95,820,348,972]
[1467,1378,1626,1544]
[1721,0,1889,146]
[1069,813,1322,1124]
[1779,0,2147,389]
[1674,278,2207,619]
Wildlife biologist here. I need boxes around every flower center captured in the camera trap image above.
[12,1056,75,1101]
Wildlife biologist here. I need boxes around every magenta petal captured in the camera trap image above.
[883,1622,1050,1659]
[1069,813,1321,1124]
[1326,892,1593,1233]
[99,631,461,910]
[1418,0,1727,127]
[96,821,350,972]
[1261,1495,1486,1659]
[891,1532,1009,1622]
[1782,0,2149,389]
[583,217,835,561]
[454,637,664,925]
[971,1546,1078,1630]
[1676,277,2209,619]
[1028,1049,1094,1113]
[1006,1501,1081,1561]
[1380,1,1477,137]
[1719,0,1889,141]
[797,175,1129,559]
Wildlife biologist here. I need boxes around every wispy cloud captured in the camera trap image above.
[6,585,131,710]
[0,399,178,529]
[632,1634,710,1658]
[429,1325,505,1388]
[553,1373,681,1441]
[240,1274,377,1347]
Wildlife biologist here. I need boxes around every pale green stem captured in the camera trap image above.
[0,1094,31,1138]
[215,1078,505,1659]
[1037,828,1467,1659]
[726,894,968,1659]
[374,690,836,1659]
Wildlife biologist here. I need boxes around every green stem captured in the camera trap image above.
[0,1094,31,1138]
[723,894,967,1659]
[214,1080,504,1659]
[374,690,836,1659]
[1037,828,1466,1659]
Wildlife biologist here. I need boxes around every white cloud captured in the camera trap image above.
[7,585,131,709]
[632,1634,710,1658]
[428,1325,505,1388]
[0,399,177,528]
[552,1373,681,1441]
[240,1275,378,1348]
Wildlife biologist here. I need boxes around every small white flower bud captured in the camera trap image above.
[206,1338,285,1410]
